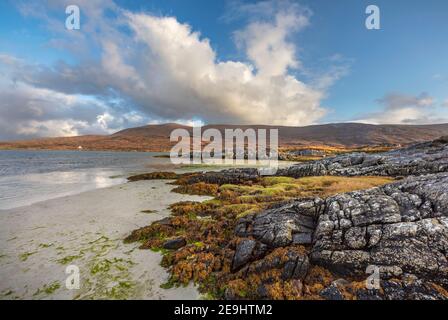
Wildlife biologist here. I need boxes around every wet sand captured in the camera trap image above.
[0,180,211,300]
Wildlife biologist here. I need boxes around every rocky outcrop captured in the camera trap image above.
[233,172,448,294]
[127,171,179,181]
[278,136,448,178]
[319,277,448,300]
[312,173,448,287]
[180,168,260,185]
[176,136,448,184]
[235,198,324,247]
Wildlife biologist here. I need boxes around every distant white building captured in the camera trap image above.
[78,146,83,150]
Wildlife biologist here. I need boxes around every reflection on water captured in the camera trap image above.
[0,169,127,210]
[0,150,170,210]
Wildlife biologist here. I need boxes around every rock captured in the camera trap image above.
[162,237,186,250]
[128,171,179,181]
[155,217,172,226]
[311,173,448,287]
[232,239,257,271]
[281,250,309,280]
[246,247,310,281]
[233,172,448,291]
[356,288,383,300]
[182,168,260,186]
[235,199,323,248]
[320,284,344,300]
[277,137,448,178]
[380,279,448,300]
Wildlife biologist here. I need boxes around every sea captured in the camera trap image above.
[0,150,171,210]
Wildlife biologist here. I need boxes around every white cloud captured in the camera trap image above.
[233,8,308,77]
[354,92,447,124]
[16,119,88,137]
[123,9,325,125]
[0,78,147,139]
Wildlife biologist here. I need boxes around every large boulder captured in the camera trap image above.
[235,198,324,247]
[310,173,448,287]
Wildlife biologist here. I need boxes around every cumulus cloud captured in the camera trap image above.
[0,0,345,139]
[0,66,148,139]
[354,92,447,124]
[123,9,325,125]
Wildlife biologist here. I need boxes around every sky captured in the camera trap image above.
[0,0,447,140]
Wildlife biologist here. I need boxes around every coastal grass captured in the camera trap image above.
[279,144,398,162]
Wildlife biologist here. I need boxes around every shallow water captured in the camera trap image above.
[0,150,170,210]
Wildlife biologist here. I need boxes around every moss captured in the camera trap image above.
[90,257,134,275]
[104,281,136,299]
[160,277,178,289]
[128,171,178,181]
[33,281,61,296]
[262,176,296,185]
[200,292,217,300]
[1,290,13,297]
[38,243,54,248]
[192,241,205,248]
[57,254,82,265]
[19,251,37,262]
[91,259,114,274]
[150,247,170,255]
[172,182,219,196]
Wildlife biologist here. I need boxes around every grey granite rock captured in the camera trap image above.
[183,168,260,185]
[278,137,448,178]
[312,173,448,288]
[233,172,448,290]
[234,198,324,247]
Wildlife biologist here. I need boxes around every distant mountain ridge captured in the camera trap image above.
[2,122,448,152]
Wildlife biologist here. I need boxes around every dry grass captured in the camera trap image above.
[279,144,398,162]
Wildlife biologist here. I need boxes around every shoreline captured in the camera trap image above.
[0,148,170,153]
[0,180,211,300]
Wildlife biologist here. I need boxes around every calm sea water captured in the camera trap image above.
[0,150,170,210]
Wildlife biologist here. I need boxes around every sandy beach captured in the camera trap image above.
[0,179,211,300]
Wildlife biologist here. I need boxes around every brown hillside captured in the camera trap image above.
[2,122,448,152]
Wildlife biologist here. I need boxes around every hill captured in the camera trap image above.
[2,122,448,152]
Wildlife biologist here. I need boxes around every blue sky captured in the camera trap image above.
[0,0,447,139]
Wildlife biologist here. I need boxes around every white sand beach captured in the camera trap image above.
[0,180,211,300]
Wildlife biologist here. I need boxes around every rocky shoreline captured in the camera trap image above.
[125,137,448,300]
